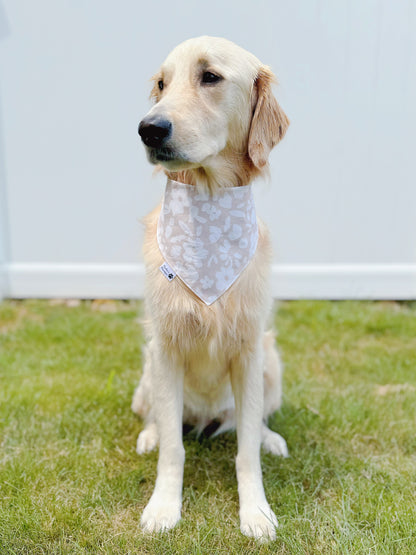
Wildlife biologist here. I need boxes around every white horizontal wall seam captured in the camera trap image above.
[4,263,416,300]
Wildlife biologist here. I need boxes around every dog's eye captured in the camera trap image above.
[158,80,164,91]
[201,71,222,84]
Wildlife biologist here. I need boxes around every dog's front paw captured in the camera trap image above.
[240,503,278,541]
[141,494,181,533]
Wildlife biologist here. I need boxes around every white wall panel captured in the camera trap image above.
[0,0,415,298]
[0,0,9,298]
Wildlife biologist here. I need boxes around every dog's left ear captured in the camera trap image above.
[248,66,290,169]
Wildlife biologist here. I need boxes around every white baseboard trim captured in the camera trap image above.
[5,263,145,299]
[0,266,7,300]
[271,264,416,299]
[2,262,416,300]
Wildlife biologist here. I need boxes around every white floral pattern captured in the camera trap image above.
[157,179,258,305]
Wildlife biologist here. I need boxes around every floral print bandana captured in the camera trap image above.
[157,179,258,305]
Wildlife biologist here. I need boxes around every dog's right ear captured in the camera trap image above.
[248,66,290,170]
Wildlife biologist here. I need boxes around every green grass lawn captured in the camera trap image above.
[1,299,415,554]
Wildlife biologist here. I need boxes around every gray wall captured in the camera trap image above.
[1,0,415,298]
[0,0,9,298]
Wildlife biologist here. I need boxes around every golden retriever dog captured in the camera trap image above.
[132,36,289,541]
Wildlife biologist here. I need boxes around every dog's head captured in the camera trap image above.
[138,36,289,182]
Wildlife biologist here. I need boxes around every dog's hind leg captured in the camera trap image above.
[132,343,159,454]
[262,330,283,416]
[136,420,159,454]
[261,330,288,457]
[261,422,288,457]
[131,343,153,418]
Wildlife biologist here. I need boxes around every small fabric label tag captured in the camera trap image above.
[159,262,176,281]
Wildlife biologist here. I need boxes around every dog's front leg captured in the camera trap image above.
[141,342,185,533]
[231,343,278,541]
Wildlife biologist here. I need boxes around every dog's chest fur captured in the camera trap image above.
[143,203,272,359]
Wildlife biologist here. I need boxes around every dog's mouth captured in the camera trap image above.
[153,148,177,162]
[148,147,190,168]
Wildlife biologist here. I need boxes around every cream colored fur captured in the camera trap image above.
[132,36,289,541]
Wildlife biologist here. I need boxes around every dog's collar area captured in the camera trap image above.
[157,179,258,305]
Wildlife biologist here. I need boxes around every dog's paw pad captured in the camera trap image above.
[136,427,158,454]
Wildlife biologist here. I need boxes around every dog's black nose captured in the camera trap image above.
[138,117,172,148]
